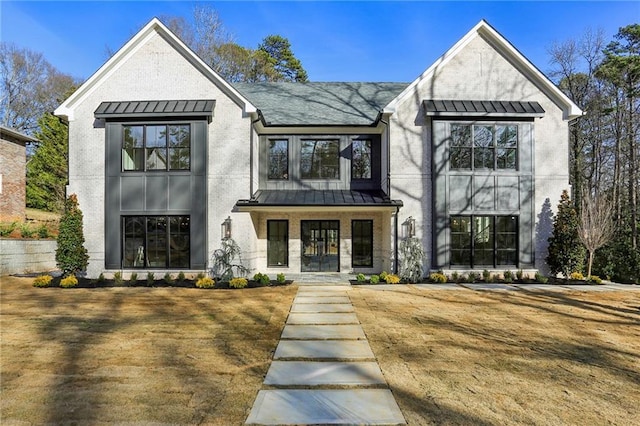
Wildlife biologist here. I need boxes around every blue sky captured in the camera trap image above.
[1,1,638,83]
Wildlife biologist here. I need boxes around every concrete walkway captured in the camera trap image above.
[246,285,406,425]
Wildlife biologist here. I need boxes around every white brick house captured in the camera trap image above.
[55,18,581,279]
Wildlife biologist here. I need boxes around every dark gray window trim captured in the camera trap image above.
[449,215,519,268]
[267,220,289,267]
[448,122,520,171]
[352,219,374,267]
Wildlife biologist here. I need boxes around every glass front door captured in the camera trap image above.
[301,220,340,272]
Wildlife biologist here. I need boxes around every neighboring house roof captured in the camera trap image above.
[423,100,545,117]
[54,18,255,121]
[236,189,403,209]
[233,82,408,126]
[95,100,216,120]
[384,20,583,120]
[0,126,38,145]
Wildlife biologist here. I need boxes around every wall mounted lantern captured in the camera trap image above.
[404,216,416,238]
[221,216,232,240]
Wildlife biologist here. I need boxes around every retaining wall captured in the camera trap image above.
[0,239,57,276]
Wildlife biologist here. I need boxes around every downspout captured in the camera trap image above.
[249,115,261,198]
[380,114,399,274]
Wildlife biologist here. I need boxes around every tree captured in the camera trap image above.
[56,194,89,277]
[577,191,615,277]
[547,190,586,277]
[257,35,308,82]
[398,237,425,283]
[0,42,77,134]
[26,113,69,212]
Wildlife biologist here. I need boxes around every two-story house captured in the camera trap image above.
[54,18,581,279]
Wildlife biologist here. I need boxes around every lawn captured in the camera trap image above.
[2,277,639,425]
[350,285,640,425]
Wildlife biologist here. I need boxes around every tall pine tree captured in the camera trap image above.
[547,190,586,277]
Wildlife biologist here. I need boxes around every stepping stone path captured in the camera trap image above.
[246,285,406,425]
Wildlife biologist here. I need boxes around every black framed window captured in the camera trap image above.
[122,216,190,268]
[352,220,373,267]
[267,220,289,267]
[450,124,517,170]
[122,124,190,171]
[352,139,372,180]
[450,215,518,268]
[268,139,289,180]
[300,139,340,179]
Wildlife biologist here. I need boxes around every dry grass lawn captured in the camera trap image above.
[2,277,639,425]
[1,276,296,425]
[350,285,640,425]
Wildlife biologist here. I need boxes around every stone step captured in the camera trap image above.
[290,303,354,313]
[294,295,351,304]
[286,312,359,325]
[245,389,406,425]
[282,324,366,340]
[264,361,386,386]
[274,340,375,360]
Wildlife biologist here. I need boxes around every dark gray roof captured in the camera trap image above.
[423,100,545,117]
[95,100,216,119]
[237,189,403,208]
[233,82,408,126]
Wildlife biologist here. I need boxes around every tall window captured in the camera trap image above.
[352,220,373,267]
[300,139,340,179]
[352,139,372,180]
[450,215,518,267]
[123,124,190,171]
[122,216,190,268]
[449,124,517,170]
[268,139,288,180]
[267,220,288,267]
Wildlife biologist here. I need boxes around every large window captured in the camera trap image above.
[352,220,373,267]
[450,124,517,170]
[123,124,190,171]
[450,215,517,267]
[122,216,190,268]
[300,139,340,179]
[352,139,372,180]
[268,139,288,180]
[267,220,288,267]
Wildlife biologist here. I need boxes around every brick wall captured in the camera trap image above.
[0,138,26,222]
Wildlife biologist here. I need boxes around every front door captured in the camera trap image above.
[301,220,340,272]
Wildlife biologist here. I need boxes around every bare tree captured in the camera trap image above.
[577,189,615,278]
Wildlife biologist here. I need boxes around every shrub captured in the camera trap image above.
[503,270,514,283]
[56,194,89,276]
[429,272,447,283]
[114,271,123,285]
[60,275,79,288]
[37,224,50,239]
[33,275,53,287]
[97,272,105,284]
[570,271,585,280]
[196,271,206,280]
[20,223,36,238]
[276,273,286,284]
[129,272,138,283]
[535,272,548,284]
[451,271,459,283]
[588,275,602,284]
[195,276,215,288]
[146,272,155,286]
[398,237,425,283]
[516,269,524,281]
[482,270,491,281]
[380,271,389,281]
[164,272,174,284]
[177,271,186,282]
[385,274,401,284]
[253,272,270,285]
[370,274,380,284]
[0,222,17,237]
[356,273,367,283]
[212,238,249,281]
[229,277,248,289]
[467,272,479,283]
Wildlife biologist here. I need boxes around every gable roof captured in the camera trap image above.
[54,18,255,121]
[384,20,582,120]
[0,126,39,145]
[233,82,408,126]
